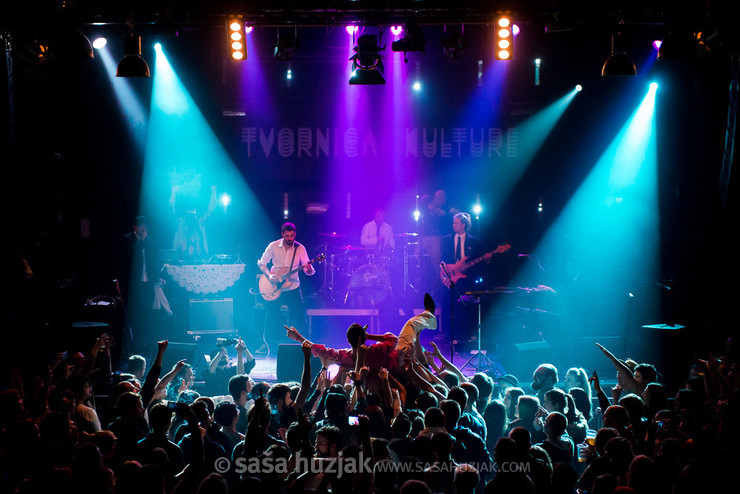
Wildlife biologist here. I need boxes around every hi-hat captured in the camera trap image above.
[320,232,347,238]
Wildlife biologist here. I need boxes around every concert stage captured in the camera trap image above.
[2,5,735,396]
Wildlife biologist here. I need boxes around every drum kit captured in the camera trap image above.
[316,231,423,306]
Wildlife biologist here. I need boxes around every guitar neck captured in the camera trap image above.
[282,255,324,278]
[460,254,488,271]
[285,259,313,278]
[458,245,509,272]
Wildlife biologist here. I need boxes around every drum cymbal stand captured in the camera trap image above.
[315,243,334,301]
[400,241,418,298]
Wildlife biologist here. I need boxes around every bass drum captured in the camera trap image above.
[346,264,390,306]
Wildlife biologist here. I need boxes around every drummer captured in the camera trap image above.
[360,208,395,252]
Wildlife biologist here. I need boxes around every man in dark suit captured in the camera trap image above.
[440,212,490,350]
[441,212,485,291]
[121,216,164,352]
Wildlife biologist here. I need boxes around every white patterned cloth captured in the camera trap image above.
[165,263,246,295]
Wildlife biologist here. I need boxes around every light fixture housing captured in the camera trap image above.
[442,26,465,61]
[601,52,636,76]
[494,16,513,60]
[228,16,247,60]
[54,29,94,59]
[274,28,298,61]
[116,35,150,77]
[349,34,385,84]
[391,24,425,55]
[657,31,700,60]
[601,31,636,76]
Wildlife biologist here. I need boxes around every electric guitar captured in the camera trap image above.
[439,244,511,287]
[259,253,326,301]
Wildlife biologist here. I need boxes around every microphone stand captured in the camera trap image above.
[440,262,464,363]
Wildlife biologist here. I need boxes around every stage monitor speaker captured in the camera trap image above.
[277,344,322,383]
[514,341,551,352]
[499,341,553,380]
[190,298,234,332]
[161,342,200,372]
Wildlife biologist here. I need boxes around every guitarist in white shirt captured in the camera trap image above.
[257,223,316,339]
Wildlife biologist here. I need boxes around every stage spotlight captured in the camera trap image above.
[116,35,150,77]
[228,16,247,60]
[649,81,658,91]
[472,203,483,215]
[154,42,162,51]
[575,84,583,91]
[349,34,385,84]
[346,25,359,36]
[53,29,94,59]
[21,40,50,65]
[92,37,107,49]
[412,81,422,91]
[391,24,425,59]
[657,31,700,60]
[442,27,465,61]
[390,25,404,36]
[601,33,636,76]
[652,40,662,50]
[274,28,298,61]
[601,52,636,76]
[413,210,421,222]
[495,16,513,60]
[220,193,232,207]
[54,33,93,59]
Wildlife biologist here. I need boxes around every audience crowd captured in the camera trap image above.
[1,294,738,494]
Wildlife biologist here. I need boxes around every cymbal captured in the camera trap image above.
[337,244,364,251]
[516,306,562,317]
[395,232,419,237]
[319,232,347,238]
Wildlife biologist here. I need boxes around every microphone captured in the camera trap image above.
[440,261,446,267]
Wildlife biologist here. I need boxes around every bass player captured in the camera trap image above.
[257,222,316,344]
[440,212,491,342]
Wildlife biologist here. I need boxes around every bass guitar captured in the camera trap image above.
[439,244,511,287]
[259,253,326,301]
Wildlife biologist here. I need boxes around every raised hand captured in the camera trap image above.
[589,371,601,388]
[302,340,313,356]
[359,366,369,383]
[285,325,304,343]
[378,367,389,380]
[403,352,413,371]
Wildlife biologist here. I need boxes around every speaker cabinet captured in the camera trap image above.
[161,342,200,371]
[277,344,321,383]
[189,298,234,332]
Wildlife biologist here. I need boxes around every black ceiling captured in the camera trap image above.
[1,1,736,30]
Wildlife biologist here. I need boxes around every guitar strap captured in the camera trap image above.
[288,242,299,279]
